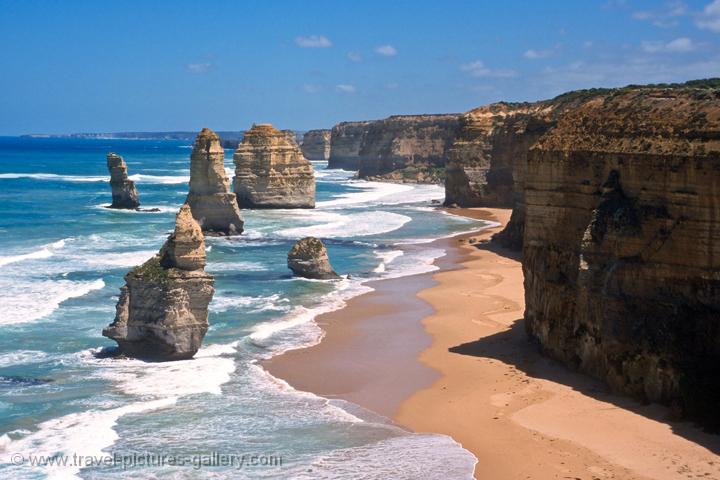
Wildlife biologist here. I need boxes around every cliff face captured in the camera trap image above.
[301,129,331,160]
[522,86,720,426]
[186,128,244,235]
[444,103,554,208]
[232,124,315,208]
[357,114,460,181]
[106,153,140,209]
[328,121,371,170]
[103,204,214,361]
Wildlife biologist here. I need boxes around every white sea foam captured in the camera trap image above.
[277,211,411,238]
[0,279,105,326]
[90,342,238,398]
[79,250,156,268]
[0,239,69,267]
[126,173,189,184]
[0,173,107,182]
[0,398,177,479]
[316,181,413,208]
[379,247,445,279]
[0,172,190,185]
[210,293,288,313]
[0,350,50,368]
[372,249,404,273]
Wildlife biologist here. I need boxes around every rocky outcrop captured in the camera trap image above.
[103,204,214,361]
[232,124,315,209]
[287,237,340,279]
[356,114,460,180]
[301,129,331,160]
[186,128,244,235]
[328,121,371,170]
[106,153,140,209]
[521,84,720,428]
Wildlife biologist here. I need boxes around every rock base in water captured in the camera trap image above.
[287,237,339,280]
[102,204,214,361]
[106,153,140,209]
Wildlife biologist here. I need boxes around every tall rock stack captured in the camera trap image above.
[521,84,720,428]
[301,129,331,160]
[106,153,140,209]
[186,128,244,235]
[233,124,316,209]
[102,204,214,361]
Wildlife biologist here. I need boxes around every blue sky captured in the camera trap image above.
[1,0,719,134]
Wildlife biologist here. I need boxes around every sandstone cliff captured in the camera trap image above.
[103,204,214,360]
[186,128,244,235]
[328,121,371,170]
[287,237,339,279]
[356,114,459,181]
[301,129,331,160]
[521,84,720,428]
[106,153,140,209]
[232,124,315,209]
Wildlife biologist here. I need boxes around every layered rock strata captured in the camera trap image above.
[301,129,331,160]
[103,204,214,361]
[106,153,140,209]
[356,114,460,180]
[186,128,244,235]
[287,237,339,279]
[328,121,371,170]
[522,85,720,427]
[233,124,315,209]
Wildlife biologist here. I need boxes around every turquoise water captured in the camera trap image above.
[0,137,481,479]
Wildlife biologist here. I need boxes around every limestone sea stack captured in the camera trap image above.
[232,124,315,209]
[186,128,244,235]
[287,237,339,279]
[106,153,140,209]
[301,129,331,160]
[327,121,371,170]
[102,204,214,361]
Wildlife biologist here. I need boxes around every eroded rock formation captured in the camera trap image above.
[521,84,720,427]
[102,204,214,360]
[106,153,140,209]
[287,237,339,279]
[233,124,315,208]
[357,114,459,181]
[301,129,331,160]
[328,121,371,170]
[186,128,244,235]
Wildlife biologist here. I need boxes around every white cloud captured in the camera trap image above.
[697,0,720,32]
[186,62,212,73]
[347,52,363,63]
[460,60,518,78]
[641,37,695,53]
[303,84,321,93]
[295,35,332,48]
[523,48,553,59]
[632,0,687,27]
[335,84,356,93]
[375,45,398,57]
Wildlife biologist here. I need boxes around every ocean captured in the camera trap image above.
[0,136,481,479]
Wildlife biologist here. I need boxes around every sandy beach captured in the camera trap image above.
[265,208,720,480]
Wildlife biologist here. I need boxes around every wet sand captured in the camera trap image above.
[265,208,720,479]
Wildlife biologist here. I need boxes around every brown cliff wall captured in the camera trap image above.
[521,85,720,427]
[328,121,370,170]
[302,129,331,161]
[356,114,460,181]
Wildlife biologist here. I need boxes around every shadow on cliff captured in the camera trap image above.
[449,318,720,453]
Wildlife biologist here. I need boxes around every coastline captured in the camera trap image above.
[264,208,720,479]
